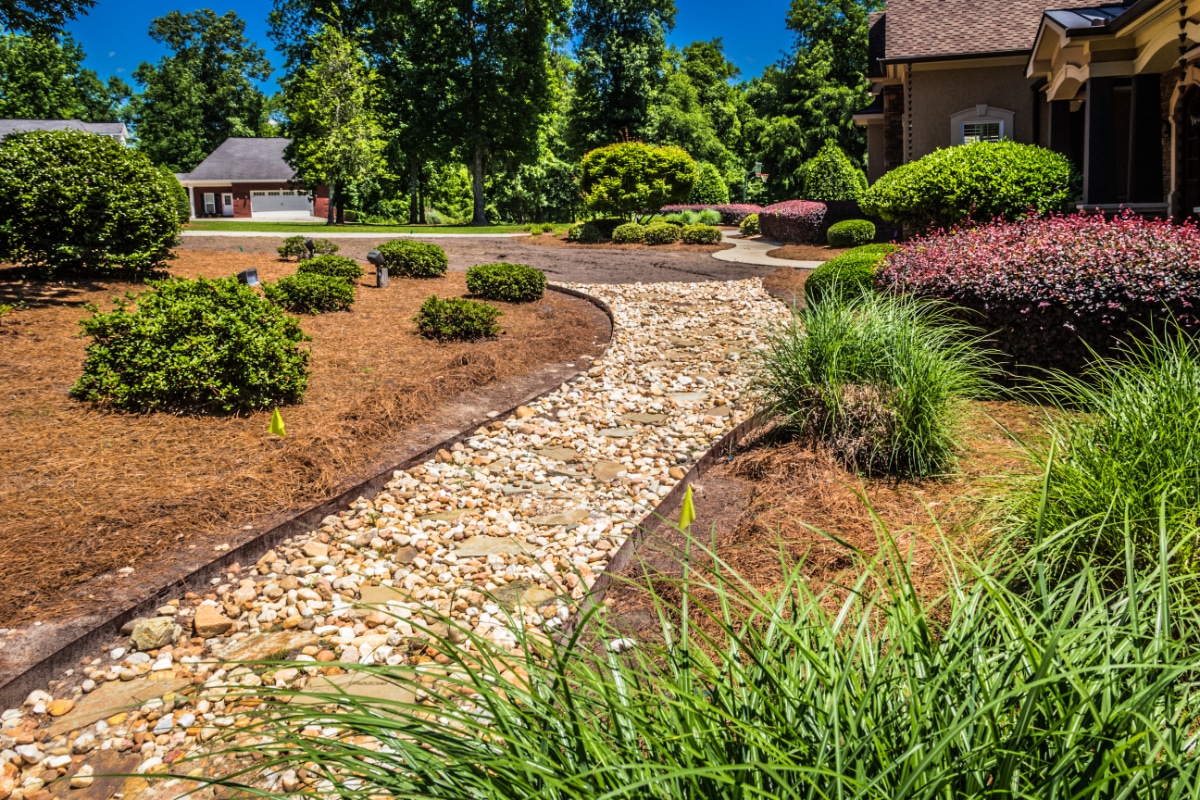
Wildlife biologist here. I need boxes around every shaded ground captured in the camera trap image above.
[180,234,774,285]
[0,250,610,632]
[765,242,851,261]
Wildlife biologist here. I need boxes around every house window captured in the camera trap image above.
[950,105,1015,146]
[203,193,216,214]
[962,121,1002,143]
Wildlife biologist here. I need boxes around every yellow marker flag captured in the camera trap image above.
[269,408,286,437]
[678,484,695,531]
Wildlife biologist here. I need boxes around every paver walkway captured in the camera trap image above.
[0,279,791,798]
[713,232,823,269]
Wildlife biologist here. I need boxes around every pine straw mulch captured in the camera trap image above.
[602,400,1046,642]
[0,251,610,628]
[764,242,851,261]
[521,234,734,253]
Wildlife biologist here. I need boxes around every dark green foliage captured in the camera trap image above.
[689,162,730,204]
[263,273,356,314]
[0,129,180,276]
[71,276,310,414]
[1,0,93,36]
[377,240,448,278]
[680,223,722,244]
[0,33,129,120]
[827,219,875,247]
[805,243,897,305]
[159,165,192,225]
[278,236,339,261]
[611,223,646,244]
[567,218,624,243]
[798,139,867,201]
[466,263,547,302]
[643,222,681,245]
[296,255,363,282]
[579,142,697,221]
[860,141,1074,232]
[413,295,502,340]
[739,213,760,236]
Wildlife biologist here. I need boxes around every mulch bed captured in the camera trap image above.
[522,234,734,253]
[0,251,610,628]
[764,242,850,261]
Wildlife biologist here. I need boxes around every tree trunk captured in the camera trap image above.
[418,173,426,224]
[326,183,336,225]
[408,160,420,224]
[336,190,345,225]
[469,144,488,226]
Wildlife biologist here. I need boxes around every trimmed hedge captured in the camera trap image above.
[611,223,646,244]
[660,204,763,224]
[740,214,760,236]
[466,263,546,302]
[798,139,868,202]
[567,218,624,243]
[377,240,448,277]
[827,219,876,248]
[681,224,722,245]
[71,277,310,414]
[806,244,898,306]
[296,254,364,282]
[860,141,1074,233]
[264,273,356,314]
[877,212,1200,372]
[760,200,828,244]
[643,223,681,245]
[579,142,696,220]
[278,236,339,261]
[413,295,502,341]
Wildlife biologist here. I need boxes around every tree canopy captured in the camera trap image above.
[0,0,92,35]
[0,33,128,121]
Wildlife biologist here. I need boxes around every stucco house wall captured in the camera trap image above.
[907,61,1042,157]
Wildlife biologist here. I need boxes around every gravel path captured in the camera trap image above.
[0,279,790,798]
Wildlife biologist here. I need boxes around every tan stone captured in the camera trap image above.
[46,699,75,717]
[515,405,536,419]
[532,446,577,463]
[669,466,687,480]
[46,679,189,738]
[358,585,410,605]
[529,508,590,526]
[302,541,329,559]
[592,461,623,482]
[294,672,417,707]
[215,630,318,663]
[193,605,233,638]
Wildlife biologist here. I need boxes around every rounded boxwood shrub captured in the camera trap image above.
[860,141,1074,233]
[643,223,681,245]
[827,219,876,248]
[681,224,722,245]
[263,273,356,314]
[278,236,339,261]
[579,142,696,220]
[466,263,547,302]
[806,244,898,306]
[71,276,310,414]
[798,139,868,202]
[740,213,761,236]
[760,200,828,244]
[0,129,181,276]
[377,240,448,278]
[296,254,363,282]
[611,223,646,244]
[567,218,624,243]
[413,295,502,341]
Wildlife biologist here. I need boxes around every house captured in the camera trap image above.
[0,119,128,145]
[175,137,329,220]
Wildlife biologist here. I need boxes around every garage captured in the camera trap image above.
[250,189,312,218]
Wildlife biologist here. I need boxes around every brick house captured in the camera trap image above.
[176,137,329,220]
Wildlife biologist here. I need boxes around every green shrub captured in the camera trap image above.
[566,218,624,243]
[465,263,546,302]
[160,165,191,225]
[71,277,310,414]
[827,219,876,248]
[689,162,730,205]
[263,273,356,314]
[680,224,722,245]
[540,223,557,234]
[296,254,363,282]
[860,141,1074,233]
[413,295,502,341]
[805,244,897,306]
[0,129,180,276]
[579,142,696,221]
[798,138,868,202]
[739,213,760,236]
[760,291,993,476]
[278,236,339,260]
[377,240,448,278]
[643,223,681,245]
[611,223,646,244]
[697,209,721,226]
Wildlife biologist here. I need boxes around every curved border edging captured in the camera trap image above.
[0,285,613,709]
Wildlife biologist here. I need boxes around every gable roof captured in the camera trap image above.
[0,119,127,138]
[178,137,297,182]
[880,0,1126,61]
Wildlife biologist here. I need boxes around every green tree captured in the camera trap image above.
[0,33,129,121]
[798,138,867,200]
[579,141,695,222]
[124,10,273,171]
[2,0,93,35]
[568,0,675,153]
[283,24,385,225]
[689,162,729,204]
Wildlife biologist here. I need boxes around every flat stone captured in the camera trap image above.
[599,428,638,438]
[500,485,530,496]
[592,461,623,482]
[532,447,577,463]
[215,630,319,663]
[667,336,702,347]
[622,413,668,424]
[664,350,700,362]
[294,672,416,707]
[46,678,189,737]
[418,508,480,523]
[699,406,732,418]
[130,618,181,651]
[529,508,589,526]
[491,580,560,611]
[455,536,529,557]
[358,585,410,605]
[193,604,233,638]
[667,392,708,402]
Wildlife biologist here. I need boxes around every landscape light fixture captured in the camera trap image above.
[236,268,259,287]
[367,250,388,288]
[304,238,315,259]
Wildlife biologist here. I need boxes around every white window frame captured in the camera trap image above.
[203,192,216,215]
[950,104,1014,146]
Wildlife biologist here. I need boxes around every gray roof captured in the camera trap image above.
[1043,4,1130,32]
[179,137,297,182]
[0,119,127,137]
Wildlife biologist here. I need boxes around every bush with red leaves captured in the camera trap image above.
[659,204,764,224]
[877,212,1200,373]
[759,200,828,244]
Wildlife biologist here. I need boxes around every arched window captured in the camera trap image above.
[950,104,1014,145]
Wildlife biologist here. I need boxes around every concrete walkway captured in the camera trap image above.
[713,232,823,269]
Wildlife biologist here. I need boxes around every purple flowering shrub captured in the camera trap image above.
[659,204,764,224]
[759,201,828,244]
[877,212,1200,372]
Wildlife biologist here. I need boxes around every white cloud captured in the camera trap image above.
[108,51,115,57]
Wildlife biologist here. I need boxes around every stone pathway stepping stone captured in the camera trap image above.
[454,536,529,557]
[418,508,480,523]
[295,672,416,707]
[668,391,708,402]
[700,406,733,418]
[623,413,669,424]
[216,630,319,662]
[528,508,590,526]
[599,428,638,438]
[592,460,624,481]
[532,446,577,462]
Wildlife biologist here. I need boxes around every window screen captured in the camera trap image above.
[962,121,1001,144]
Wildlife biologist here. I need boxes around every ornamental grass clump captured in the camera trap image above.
[378,240,448,277]
[414,295,501,340]
[760,292,994,477]
[660,203,763,224]
[466,263,546,302]
[295,254,363,282]
[263,273,356,314]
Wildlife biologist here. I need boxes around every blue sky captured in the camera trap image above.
[67,0,796,91]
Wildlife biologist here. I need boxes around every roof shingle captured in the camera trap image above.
[179,137,297,182]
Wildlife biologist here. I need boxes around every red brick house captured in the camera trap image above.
[176,137,329,220]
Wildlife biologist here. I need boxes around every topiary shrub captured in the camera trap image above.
[827,219,876,248]
[643,223,681,245]
[860,141,1074,233]
[0,129,180,276]
[71,277,310,414]
[566,218,624,244]
[805,244,898,306]
[296,254,364,282]
[878,212,1200,373]
[689,162,730,205]
[413,295,502,340]
[579,142,696,221]
[681,224,722,245]
[278,236,339,260]
[611,223,646,244]
[466,263,547,302]
[798,139,868,202]
[263,273,356,314]
[377,240,448,277]
[740,214,761,236]
[759,200,828,244]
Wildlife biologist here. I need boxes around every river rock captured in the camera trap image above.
[130,618,181,651]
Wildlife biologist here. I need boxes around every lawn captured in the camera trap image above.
[185,220,534,234]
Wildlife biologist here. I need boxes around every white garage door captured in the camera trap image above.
[250,190,312,218]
